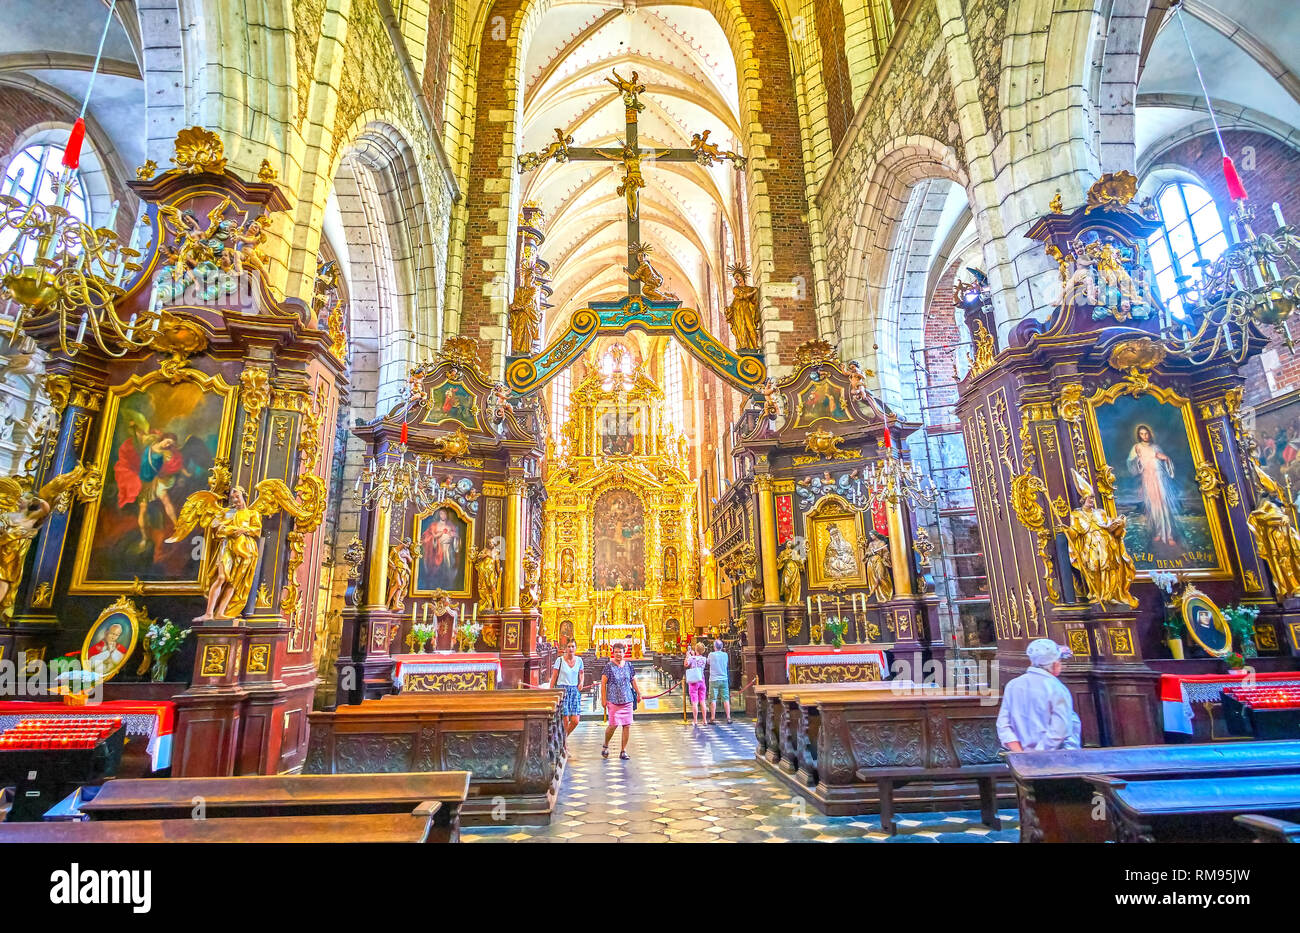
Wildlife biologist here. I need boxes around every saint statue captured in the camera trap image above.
[776,537,806,606]
[822,524,858,580]
[1061,470,1139,607]
[386,537,413,612]
[559,548,575,585]
[508,261,542,355]
[863,533,894,602]
[1247,461,1300,599]
[469,536,505,611]
[724,263,761,351]
[0,465,88,622]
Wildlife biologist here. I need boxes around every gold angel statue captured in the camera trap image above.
[777,537,806,606]
[0,465,90,622]
[1062,470,1139,607]
[689,129,745,168]
[1246,460,1300,598]
[724,263,761,350]
[167,477,325,621]
[469,535,505,611]
[517,128,573,173]
[606,69,646,111]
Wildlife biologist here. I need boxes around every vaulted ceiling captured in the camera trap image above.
[518,3,745,334]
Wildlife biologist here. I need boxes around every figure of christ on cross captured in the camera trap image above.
[515,68,745,299]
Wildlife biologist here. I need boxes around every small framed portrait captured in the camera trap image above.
[80,596,144,682]
[1179,587,1232,658]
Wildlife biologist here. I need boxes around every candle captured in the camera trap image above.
[472,603,478,623]
[411,603,417,623]
[806,595,812,618]
[817,595,824,615]
[1274,202,1286,229]
[124,312,137,343]
[75,312,87,345]
[4,167,22,198]
[423,604,429,623]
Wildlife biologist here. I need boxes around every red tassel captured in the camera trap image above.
[882,422,892,449]
[62,118,86,170]
[400,421,409,445]
[1223,156,1248,202]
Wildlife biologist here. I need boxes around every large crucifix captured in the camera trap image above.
[516,69,745,299]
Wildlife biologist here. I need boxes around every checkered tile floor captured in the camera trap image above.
[462,719,1020,843]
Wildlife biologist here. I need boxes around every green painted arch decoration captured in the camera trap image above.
[505,295,766,394]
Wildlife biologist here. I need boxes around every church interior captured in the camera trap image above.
[3,0,1300,854]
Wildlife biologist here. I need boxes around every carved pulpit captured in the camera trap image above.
[955,172,1300,747]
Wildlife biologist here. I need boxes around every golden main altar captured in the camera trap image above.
[541,347,698,651]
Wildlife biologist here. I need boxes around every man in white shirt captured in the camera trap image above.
[996,638,1082,752]
[706,640,731,724]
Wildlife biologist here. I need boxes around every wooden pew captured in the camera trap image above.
[753,681,903,762]
[77,771,470,843]
[1086,774,1300,842]
[1007,740,1300,843]
[1235,814,1300,843]
[307,690,565,825]
[0,803,445,843]
[759,687,1012,829]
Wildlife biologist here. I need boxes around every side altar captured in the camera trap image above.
[540,346,697,652]
[710,340,941,687]
[955,172,1300,747]
[335,336,548,704]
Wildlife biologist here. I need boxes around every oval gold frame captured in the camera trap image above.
[1178,585,1232,658]
[80,596,145,682]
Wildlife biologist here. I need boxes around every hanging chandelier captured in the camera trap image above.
[1159,2,1300,365]
[860,423,937,509]
[353,443,451,513]
[0,0,151,359]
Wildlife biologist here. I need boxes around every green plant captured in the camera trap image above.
[823,618,848,649]
[1162,613,1185,641]
[1225,651,1246,670]
[143,619,191,682]
[1222,604,1260,658]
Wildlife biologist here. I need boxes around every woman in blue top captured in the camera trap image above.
[601,642,636,760]
[550,639,585,739]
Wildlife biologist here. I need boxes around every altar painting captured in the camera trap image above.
[793,379,851,429]
[806,498,866,588]
[422,380,479,431]
[593,489,645,589]
[1089,388,1228,577]
[599,407,640,456]
[1253,390,1300,496]
[413,504,471,596]
[73,372,233,592]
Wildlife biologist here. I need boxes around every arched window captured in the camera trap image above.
[663,343,683,432]
[0,143,91,260]
[550,367,571,443]
[1146,180,1228,315]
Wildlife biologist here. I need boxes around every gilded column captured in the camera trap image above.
[504,477,526,609]
[886,500,915,597]
[364,504,391,609]
[755,474,781,605]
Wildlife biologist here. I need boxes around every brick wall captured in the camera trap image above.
[814,0,854,152]
[736,0,818,352]
[1147,129,1300,404]
[423,0,455,130]
[921,259,962,425]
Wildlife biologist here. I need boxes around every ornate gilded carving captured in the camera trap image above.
[257,158,278,184]
[1246,461,1300,599]
[803,428,849,459]
[0,465,91,621]
[1008,406,1061,603]
[238,368,270,466]
[1084,170,1138,213]
[171,126,227,175]
[966,320,996,377]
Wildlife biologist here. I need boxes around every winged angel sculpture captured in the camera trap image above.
[0,464,95,621]
[166,475,325,621]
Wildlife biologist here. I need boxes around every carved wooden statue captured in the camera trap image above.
[470,535,505,611]
[386,537,414,612]
[776,537,806,606]
[1062,470,1139,608]
[627,243,676,300]
[724,263,761,350]
[508,261,543,355]
[863,533,894,603]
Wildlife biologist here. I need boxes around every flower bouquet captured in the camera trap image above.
[1222,604,1261,659]
[143,619,191,683]
[823,617,849,649]
[411,622,436,652]
[453,620,482,653]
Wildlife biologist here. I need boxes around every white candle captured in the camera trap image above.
[411,603,417,623]
[105,199,119,231]
[5,167,23,198]
[124,312,137,343]
[75,312,87,345]
[423,604,429,623]
[1274,202,1286,229]
[472,603,478,623]
[817,595,824,615]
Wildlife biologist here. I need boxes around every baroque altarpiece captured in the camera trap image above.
[711,341,940,686]
[540,348,697,652]
[0,129,346,776]
[955,174,1300,747]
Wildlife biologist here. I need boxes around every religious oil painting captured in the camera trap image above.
[422,379,480,432]
[1179,588,1231,658]
[599,406,641,456]
[80,598,144,683]
[413,504,471,597]
[793,378,852,429]
[74,373,234,593]
[806,498,867,589]
[593,489,645,589]
[1252,390,1300,497]
[1090,389,1228,577]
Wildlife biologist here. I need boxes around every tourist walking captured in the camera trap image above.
[706,639,731,724]
[601,642,637,760]
[550,639,585,740]
[996,639,1081,751]
[683,642,707,725]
